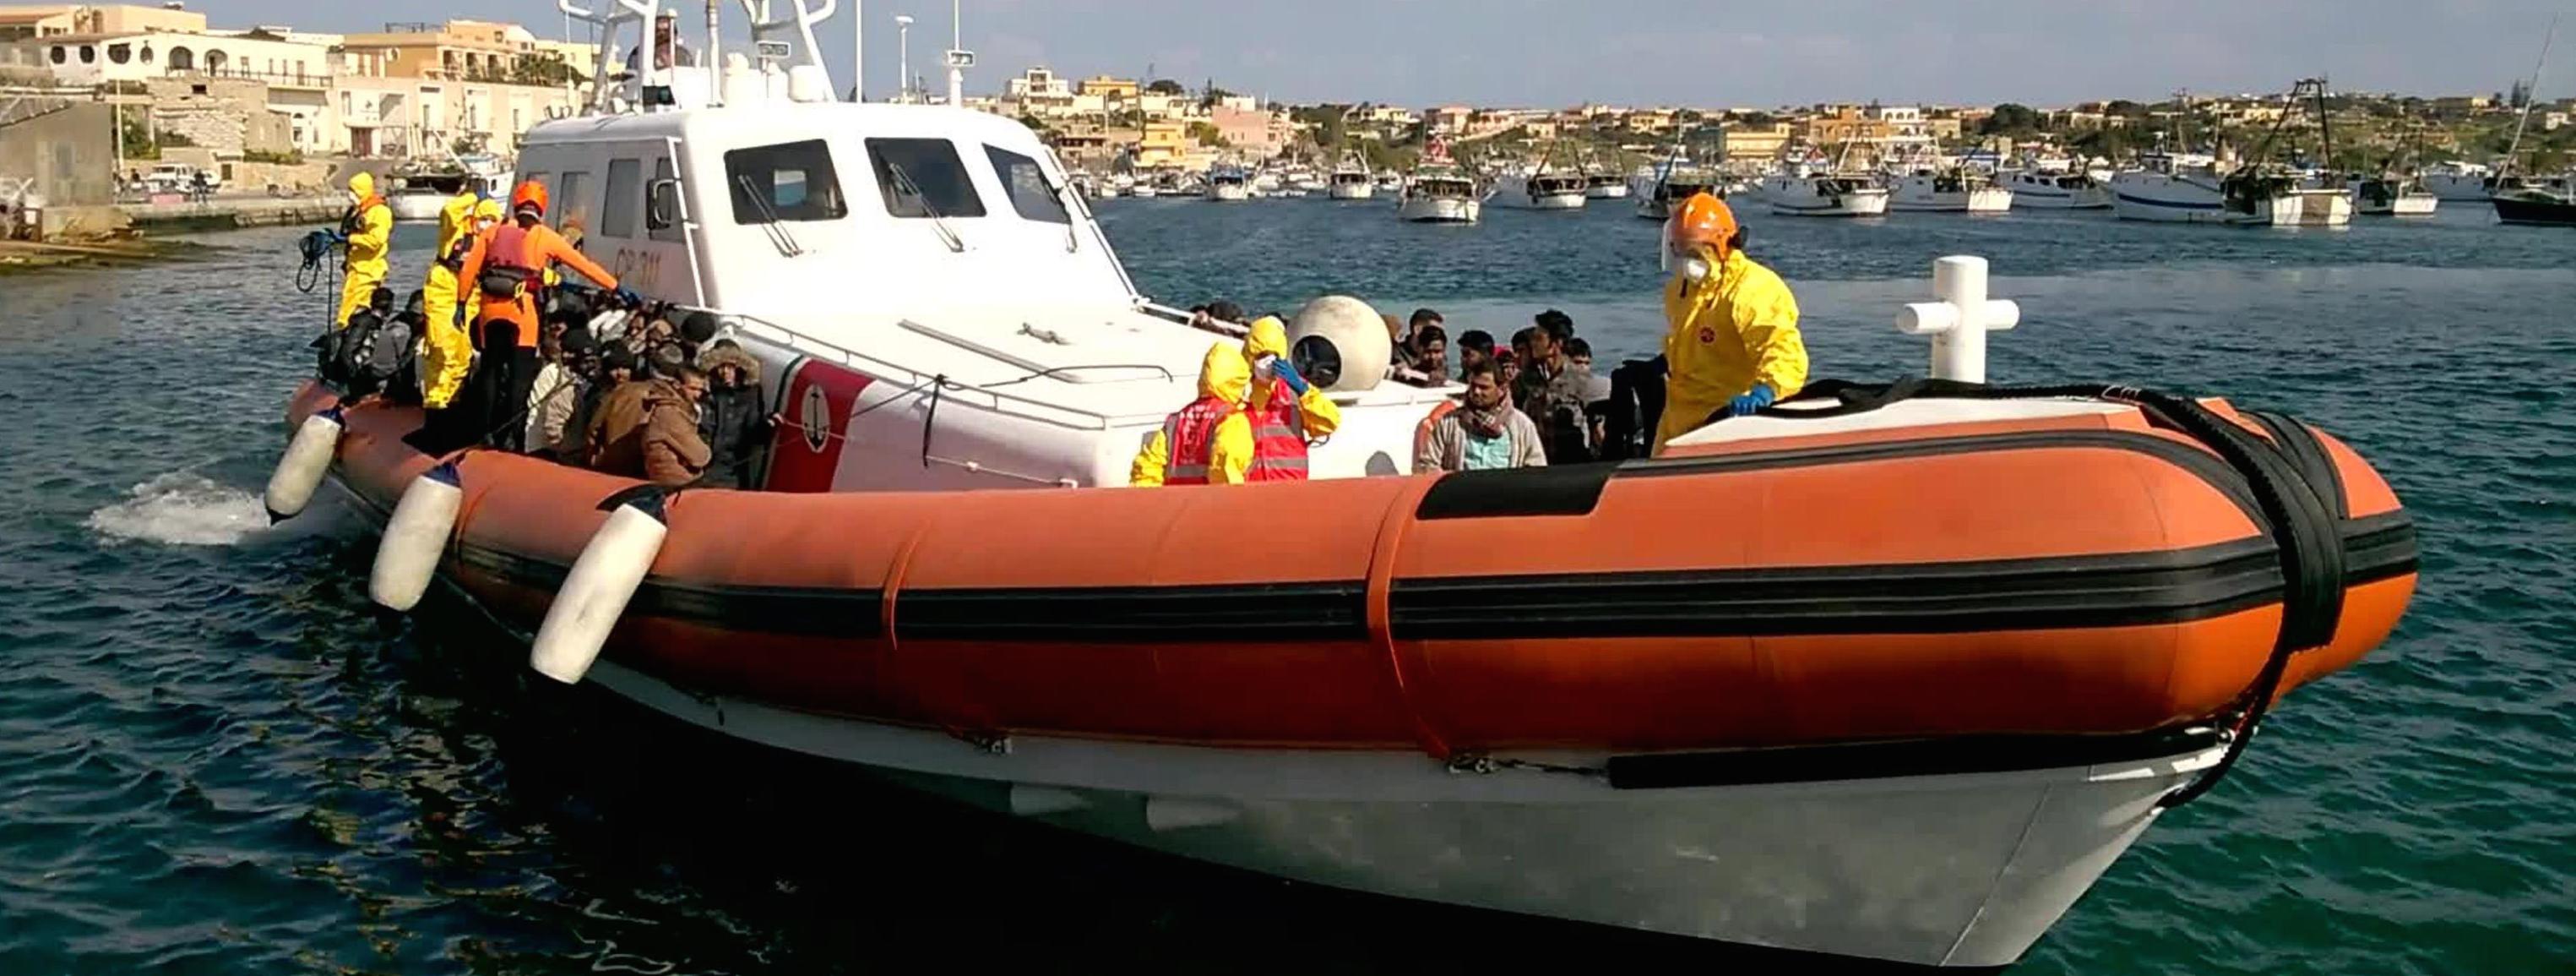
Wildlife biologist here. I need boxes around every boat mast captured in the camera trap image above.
[2501,15,2558,179]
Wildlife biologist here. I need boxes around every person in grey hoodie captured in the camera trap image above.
[1416,359,1546,472]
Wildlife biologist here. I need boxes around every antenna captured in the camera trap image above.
[849,0,863,101]
[2502,15,2558,177]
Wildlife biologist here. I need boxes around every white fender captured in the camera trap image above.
[264,407,344,522]
[369,462,463,611]
[530,493,671,684]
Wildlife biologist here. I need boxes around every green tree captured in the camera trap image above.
[1144,79,1185,95]
[118,113,160,161]
[1981,103,2045,135]
[1187,121,1225,146]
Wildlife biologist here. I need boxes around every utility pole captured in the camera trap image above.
[895,14,913,103]
[849,0,862,101]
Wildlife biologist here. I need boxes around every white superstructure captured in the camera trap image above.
[2421,161,2495,200]
[1397,166,1482,223]
[1204,166,1251,201]
[2111,154,2351,226]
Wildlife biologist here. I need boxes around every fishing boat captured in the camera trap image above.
[2111,80,2352,227]
[1632,160,1720,221]
[1204,166,1251,201]
[260,5,2417,969]
[1373,171,1406,194]
[1127,181,1160,199]
[1328,152,1374,200]
[1492,165,1588,210]
[2353,175,2438,215]
[1584,166,1630,199]
[2489,21,2574,227]
[2003,168,2111,209]
[2420,161,2496,200]
[385,154,509,221]
[1759,169,1890,216]
[1889,167,2013,213]
[1396,166,1481,223]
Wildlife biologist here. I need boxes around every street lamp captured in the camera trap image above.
[895,14,913,103]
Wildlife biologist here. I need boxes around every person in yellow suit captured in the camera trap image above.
[1131,343,1255,486]
[333,172,393,328]
[1238,315,1342,439]
[1654,192,1809,453]
[417,197,502,410]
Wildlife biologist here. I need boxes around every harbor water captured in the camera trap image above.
[2,200,2570,973]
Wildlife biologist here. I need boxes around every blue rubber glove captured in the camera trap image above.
[1728,384,1776,418]
[612,286,642,307]
[1274,357,1311,395]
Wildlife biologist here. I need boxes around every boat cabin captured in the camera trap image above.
[505,0,1450,493]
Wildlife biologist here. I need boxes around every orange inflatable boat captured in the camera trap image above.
[277,374,2416,968]
[284,378,2412,757]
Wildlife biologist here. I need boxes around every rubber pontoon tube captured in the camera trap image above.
[264,406,345,522]
[369,461,463,611]
[1769,378,2349,806]
[530,487,671,684]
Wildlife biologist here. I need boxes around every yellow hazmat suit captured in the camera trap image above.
[334,172,394,327]
[1240,316,1342,438]
[1131,343,1256,486]
[1655,247,1809,452]
[419,197,501,409]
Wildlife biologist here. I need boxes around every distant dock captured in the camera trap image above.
[116,196,345,232]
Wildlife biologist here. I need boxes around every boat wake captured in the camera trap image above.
[85,472,272,547]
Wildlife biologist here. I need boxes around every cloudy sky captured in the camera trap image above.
[227,0,2561,106]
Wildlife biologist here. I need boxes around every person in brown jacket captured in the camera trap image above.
[586,365,711,486]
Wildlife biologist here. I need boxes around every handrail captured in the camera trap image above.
[724,312,1128,430]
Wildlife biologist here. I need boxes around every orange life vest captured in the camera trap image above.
[471,225,543,349]
[1160,396,1233,485]
[1245,377,1310,482]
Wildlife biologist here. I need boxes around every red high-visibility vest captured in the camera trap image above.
[1160,396,1233,485]
[1244,377,1310,482]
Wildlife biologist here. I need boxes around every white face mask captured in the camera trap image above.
[1681,257,1712,281]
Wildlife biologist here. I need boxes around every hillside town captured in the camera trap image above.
[6,3,2576,240]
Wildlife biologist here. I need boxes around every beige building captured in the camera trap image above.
[329,73,577,157]
[1133,119,1188,169]
[340,19,577,85]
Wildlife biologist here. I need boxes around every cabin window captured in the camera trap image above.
[722,139,845,223]
[556,170,592,237]
[865,138,986,218]
[601,157,642,239]
[984,145,1068,224]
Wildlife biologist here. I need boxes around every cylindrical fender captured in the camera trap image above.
[530,488,671,684]
[369,461,463,611]
[264,406,345,522]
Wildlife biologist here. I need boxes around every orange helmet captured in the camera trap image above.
[509,180,548,217]
[1665,192,1738,259]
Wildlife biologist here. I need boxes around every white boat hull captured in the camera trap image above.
[2358,190,2439,216]
[1586,182,1629,199]
[1206,183,1250,202]
[1328,182,1374,200]
[571,654,2226,970]
[1398,196,1481,224]
[389,192,448,223]
[1889,185,2013,213]
[1492,174,1590,210]
[2112,173,2352,226]
[1635,196,1670,220]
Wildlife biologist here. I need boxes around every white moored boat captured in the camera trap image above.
[1204,166,1251,201]
[1584,168,1630,199]
[1631,156,1721,220]
[386,154,509,221]
[1492,165,1589,210]
[1328,152,1374,200]
[2111,158,2353,226]
[2003,168,2111,209]
[1397,167,1482,223]
[2354,175,2439,215]
[2420,161,2496,200]
[1889,167,2013,213]
[1760,171,1890,216]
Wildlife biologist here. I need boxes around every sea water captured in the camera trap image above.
[0,200,2568,973]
